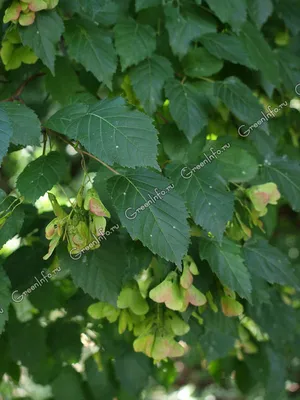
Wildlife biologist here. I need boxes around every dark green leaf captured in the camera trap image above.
[0,107,12,165]
[182,47,223,78]
[19,11,64,74]
[107,168,190,265]
[247,0,273,29]
[0,265,11,335]
[205,0,247,32]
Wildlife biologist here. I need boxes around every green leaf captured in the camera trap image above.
[46,97,159,169]
[115,351,152,395]
[164,6,217,58]
[16,152,67,203]
[243,238,300,289]
[205,0,247,32]
[277,49,300,93]
[78,0,128,26]
[57,237,126,306]
[277,0,300,35]
[165,79,209,142]
[199,33,254,68]
[64,17,117,89]
[107,168,190,265]
[0,106,13,165]
[0,265,11,335]
[114,18,156,70]
[129,55,173,115]
[239,22,280,86]
[135,0,160,11]
[0,206,24,249]
[45,57,82,105]
[260,156,300,212]
[214,146,259,182]
[19,11,64,74]
[214,77,268,134]
[165,162,234,242]
[1,103,41,147]
[199,237,252,301]
[85,357,116,399]
[182,47,224,78]
[247,0,273,29]
[52,367,85,400]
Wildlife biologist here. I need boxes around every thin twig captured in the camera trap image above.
[47,129,120,176]
[1,72,46,102]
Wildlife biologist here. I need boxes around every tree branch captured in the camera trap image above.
[1,72,46,102]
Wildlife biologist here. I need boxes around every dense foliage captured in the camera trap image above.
[0,0,300,398]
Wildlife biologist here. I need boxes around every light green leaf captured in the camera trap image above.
[114,18,156,70]
[64,17,117,89]
[19,11,64,74]
[165,79,209,142]
[199,237,252,301]
[0,265,11,335]
[1,102,41,147]
[199,33,254,68]
[243,238,300,289]
[129,55,173,115]
[214,77,268,134]
[164,6,216,58]
[183,47,223,78]
[165,162,234,242]
[214,146,259,182]
[260,156,300,212]
[0,107,13,165]
[239,22,280,86]
[57,237,126,306]
[205,0,247,32]
[136,0,160,11]
[16,152,67,203]
[247,0,273,29]
[107,168,190,265]
[46,97,159,169]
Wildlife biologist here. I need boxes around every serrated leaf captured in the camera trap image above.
[107,168,190,265]
[19,11,64,74]
[114,18,156,70]
[199,237,252,301]
[115,351,152,396]
[239,22,280,86]
[165,79,209,142]
[205,0,247,32]
[277,0,300,35]
[45,57,82,105]
[16,152,67,203]
[165,162,234,242]
[260,156,300,212]
[1,102,41,147]
[277,49,300,93]
[129,54,173,115]
[214,146,259,182]
[0,265,11,335]
[64,17,117,89]
[0,106,13,165]
[46,97,159,169]
[78,0,128,26]
[136,0,160,11]
[214,77,268,134]
[0,206,24,249]
[57,237,126,306]
[183,47,223,78]
[164,6,216,58]
[199,33,254,69]
[243,238,299,289]
[247,0,273,29]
